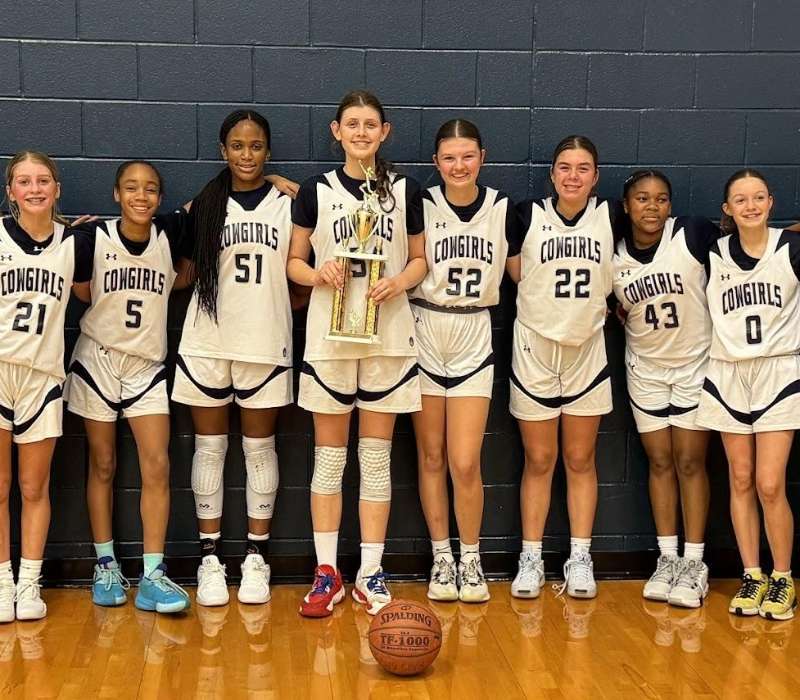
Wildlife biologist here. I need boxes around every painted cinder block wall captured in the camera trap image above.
[1,1,798,579]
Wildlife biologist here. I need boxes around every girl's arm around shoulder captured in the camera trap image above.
[67,226,95,303]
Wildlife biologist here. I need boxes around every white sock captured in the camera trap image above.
[18,558,42,582]
[432,538,454,560]
[360,542,385,573]
[0,560,12,582]
[313,531,338,569]
[683,542,704,561]
[657,535,679,559]
[522,540,543,558]
[460,540,480,563]
[570,537,591,558]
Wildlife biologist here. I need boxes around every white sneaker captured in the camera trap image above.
[555,552,597,599]
[0,577,15,622]
[197,555,229,607]
[643,555,678,602]
[427,555,458,602]
[667,558,709,609]
[458,557,490,603]
[352,566,392,616]
[237,554,271,604]
[15,577,47,620]
[511,551,545,599]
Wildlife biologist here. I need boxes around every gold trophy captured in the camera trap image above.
[327,162,388,343]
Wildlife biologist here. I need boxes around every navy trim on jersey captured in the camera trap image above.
[703,376,800,425]
[14,384,62,435]
[419,353,494,390]
[511,365,610,409]
[630,399,698,418]
[70,360,167,412]
[176,355,233,400]
[301,361,356,405]
[356,363,419,403]
[234,365,291,401]
[230,181,273,211]
[0,402,13,422]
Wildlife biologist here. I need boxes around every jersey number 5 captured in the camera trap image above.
[126,299,143,329]
[12,302,46,335]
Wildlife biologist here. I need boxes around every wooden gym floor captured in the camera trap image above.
[0,580,798,699]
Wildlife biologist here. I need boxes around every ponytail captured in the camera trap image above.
[192,167,232,320]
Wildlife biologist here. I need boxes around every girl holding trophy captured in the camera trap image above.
[288,90,427,617]
[412,119,521,603]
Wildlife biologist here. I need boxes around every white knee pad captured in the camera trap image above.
[358,437,392,503]
[243,435,279,520]
[310,446,347,495]
[191,434,228,519]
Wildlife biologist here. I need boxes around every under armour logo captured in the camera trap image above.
[414,315,422,324]
[522,342,531,353]
[0,254,12,262]
[619,270,631,278]
[332,203,343,210]
[106,253,117,260]
[720,273,730,281]
[435,222,446,229]
[33,246,45,252]
[542,225,552,232]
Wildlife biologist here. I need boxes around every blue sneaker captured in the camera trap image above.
[92,557,129,607]
[135,564,190,614]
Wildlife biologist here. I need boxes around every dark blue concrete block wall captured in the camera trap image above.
[1,1,799,577]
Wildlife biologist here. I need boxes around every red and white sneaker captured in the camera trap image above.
[299,565,344,618]
[352,566,392,616]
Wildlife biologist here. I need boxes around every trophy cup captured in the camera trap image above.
[327,163,388,343]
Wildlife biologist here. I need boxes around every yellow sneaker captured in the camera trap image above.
[759,575,797,621]
[729,572,768,616]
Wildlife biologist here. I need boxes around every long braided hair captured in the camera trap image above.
[335,90,396,213]
[192,110,271,320]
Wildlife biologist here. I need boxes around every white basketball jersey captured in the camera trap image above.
[517,197,614,346]
[80,220,177,362]
[613,217,712,367]
[304,170,417,361]
[0,220,76,380]
[180,187,293,365]
[413,186,510,308]
[707,228,800,362]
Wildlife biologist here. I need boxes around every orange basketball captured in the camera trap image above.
[368,599,442,676]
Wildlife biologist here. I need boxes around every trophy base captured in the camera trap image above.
[326,331,380,344]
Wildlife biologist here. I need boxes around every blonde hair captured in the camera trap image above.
[4,150,69,225]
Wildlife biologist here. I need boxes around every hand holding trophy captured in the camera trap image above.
[327,162,388,343]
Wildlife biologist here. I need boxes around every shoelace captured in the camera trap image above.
[97,566,131,592]
[765,577,790,604]
[674,560,701,590]
[152,574,189,599]
[554,554,592,597]
[311,572,335,596]
[16,576,42,602]
[650,556,676,584]
[737,573,764,600]
[365,570,389,596]
[461,558,485,586]
[432,557,455,585]
[517,553,542,587]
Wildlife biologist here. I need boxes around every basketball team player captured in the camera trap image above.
[288,90,427,617]
[508,136,620,600]
[613,170,719,608]
[411,119,521,604]
[172,111,295,607]
[64,161,191,613]
[0,152,93,621]
[698,170,799,620]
